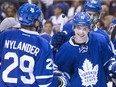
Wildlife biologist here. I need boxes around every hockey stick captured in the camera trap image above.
[28,0,32,4]
[60,14,65,31]
[53,14,66,58]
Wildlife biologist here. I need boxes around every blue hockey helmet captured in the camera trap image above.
[73,12,91,27]
[18,3,43,27]
[83,0,102,14]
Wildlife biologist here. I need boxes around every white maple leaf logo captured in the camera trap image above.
[91,0,98,4]
[78,59,98,87]
[30,8,35,13]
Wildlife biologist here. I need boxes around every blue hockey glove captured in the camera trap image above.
[51,32,67,48]
[104,58,116,85]
[107,58,116,79]
[109,58,116,86]
[51,32,67,56]
[54,70,70,87]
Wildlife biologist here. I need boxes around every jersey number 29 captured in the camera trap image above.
[2,52,35,84]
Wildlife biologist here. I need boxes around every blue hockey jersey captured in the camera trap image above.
[92,26,110,44]
[63,21,74,40]
[55,32,114,87]
[0,29,59,87]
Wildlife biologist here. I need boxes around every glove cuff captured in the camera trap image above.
[58,76,67,87]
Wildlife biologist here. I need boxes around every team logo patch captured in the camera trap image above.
[30,8,35,13]
[78,59,98,87]
[79,46,88,53]
[91,0,97,4]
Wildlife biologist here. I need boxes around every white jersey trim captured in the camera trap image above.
[20,28,39,36]
[36,75,53,79]
[69,36,89,46]
[0,62,1,65]
[39,82,52,87]
[93,25,98,31]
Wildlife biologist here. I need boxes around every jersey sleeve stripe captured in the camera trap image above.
[36,75,53,79]
[0,62,1,65]
[103,58,112,66]
[39,82,52,87]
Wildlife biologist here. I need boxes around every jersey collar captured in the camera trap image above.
[20,28,39,36]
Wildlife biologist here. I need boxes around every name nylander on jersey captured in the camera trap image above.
[4,40,40,56]
[0,29,54,87]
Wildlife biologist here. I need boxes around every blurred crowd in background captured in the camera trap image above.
[0,0,116,42]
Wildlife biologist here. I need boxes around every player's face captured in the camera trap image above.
[86,10,99,24]
[74,26,89,43]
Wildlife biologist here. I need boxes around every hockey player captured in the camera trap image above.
[0,3,70,87]
[51,0,110,53]
[54,12,116,87]
[82,0,110,44]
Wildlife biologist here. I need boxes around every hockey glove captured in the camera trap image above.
[107,58,116,79]
[51,32,67,49]
[54,70,70,87]
[104,58,116,85]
